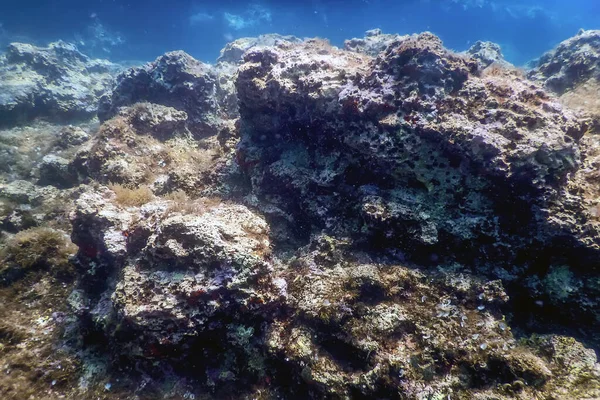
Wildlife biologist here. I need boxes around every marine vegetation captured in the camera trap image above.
[0,227,76,282]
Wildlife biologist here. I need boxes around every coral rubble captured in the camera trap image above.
[0,29,600,399]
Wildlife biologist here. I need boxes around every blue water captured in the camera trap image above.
[0,0,598,65]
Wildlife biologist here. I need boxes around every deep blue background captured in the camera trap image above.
[0,0,598,64]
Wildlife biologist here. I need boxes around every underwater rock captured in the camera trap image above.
[67,186,600,398]
[465,40,510,69]
[0,179,47,205]
[236,32,600,344]
[72,102,225,193]
[529,29,600,95]
[0,179,74,231]
[56,125,90,148]
[3,30,600,399]
[70,187,282,385]
[38,154,78,188]
[0,41,119,127]
[344,28,407,56]
[265,235,600,398]
[217,34,302,65]
[529,30,600,124]
[98,51,225,137]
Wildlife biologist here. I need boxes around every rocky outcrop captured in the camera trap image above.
[2,31,600,399]
[528,29,600,125]
[68,190,600,398]
[0,41,119,127]
[267,236,600,399]
[69,188,282,388]
[217,34,302,65]
[71,102,228,194]
[0,179,76,231]
[344,28,406,56]
[235,32,599,345]
[529,29,600,95]
[98,51,227,137]
[466,40,510,69]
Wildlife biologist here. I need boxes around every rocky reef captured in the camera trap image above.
[1,30,600,399]
[0,41,119,128]
[529,29,600,125]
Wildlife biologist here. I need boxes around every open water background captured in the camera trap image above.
[0,0,598,65]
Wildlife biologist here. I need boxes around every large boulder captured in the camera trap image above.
[235,32,599,345]
[69,188,282,388]
[529,29,600,95]
[54,32,600,398]
[465,40,510,69]
[265,235,600,399]
[0,41,119,127]
[529,30,600,126]
[71,102,227,194]
[68,187,600,398]
[98,51,226,137]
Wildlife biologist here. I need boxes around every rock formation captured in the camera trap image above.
[0,41,119,127]
[345,28,406,56]
[465,40,510,69]
[529,29,600,95]
[1,30,600,399]
[217,34,302,65]
[98,51,228,137]
[529,29,600,126]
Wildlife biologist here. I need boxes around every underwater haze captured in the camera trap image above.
[0,0,599,64]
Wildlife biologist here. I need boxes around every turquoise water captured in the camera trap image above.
[0,0,598,64]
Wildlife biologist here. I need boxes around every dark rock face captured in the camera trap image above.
[235,32,599,344]
[528,29,600,126]
[529,29,600,95]
[38,154,78,188]
[0,41,118,127]
[98,51,224,137]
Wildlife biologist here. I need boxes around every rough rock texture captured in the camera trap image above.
[217,34,302,65]
[56,125,90,148]
[345,29,407,57]
[70,188,282,390]
[529,29,600,128]
[98,51,226,137]
[0,41,119,127]
[72,102,228,194]
[0,179,77,232]
[235,32,600,346]
[268,236,600,399]
[2,31,600,399]
[466,40,510,69]
[529,29,600,95]
[68,185,600,398]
